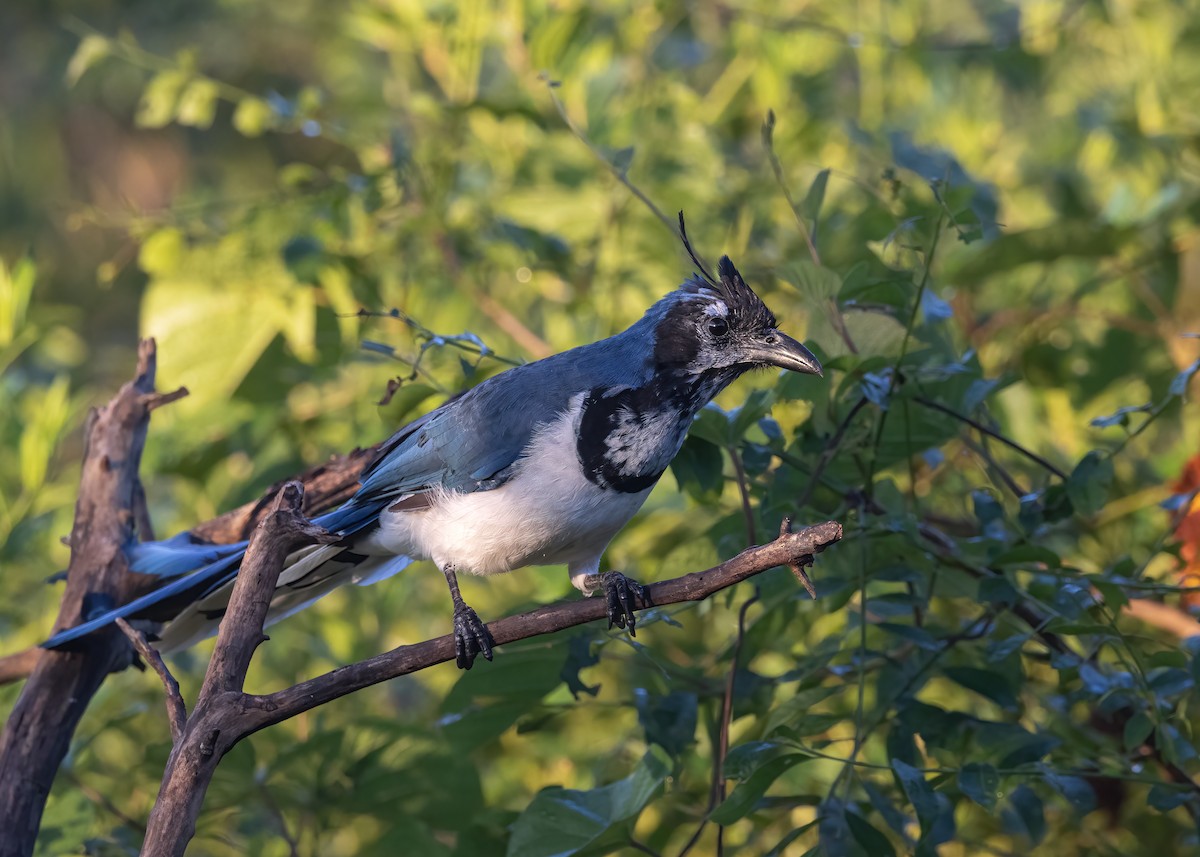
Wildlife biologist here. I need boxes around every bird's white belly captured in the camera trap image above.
[369,397,653,575]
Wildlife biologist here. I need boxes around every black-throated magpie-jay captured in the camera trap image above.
[45,254,822,668]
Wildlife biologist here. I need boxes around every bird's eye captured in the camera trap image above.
[707,317,729,337]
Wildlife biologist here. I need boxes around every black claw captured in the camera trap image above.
[598,572,649,637]
[452,605,495,670]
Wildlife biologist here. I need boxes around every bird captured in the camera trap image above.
[44,244,823,669]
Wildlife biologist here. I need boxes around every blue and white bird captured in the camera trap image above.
[45,252,822,668]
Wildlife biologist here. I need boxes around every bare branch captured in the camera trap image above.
[242,521,842,734]
[0,649,41,685]
[141,483,337,857]
[200,483,338,701]
[0,338,182,857]
[116,618,186,743]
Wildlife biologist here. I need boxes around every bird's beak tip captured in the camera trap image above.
[762,330,823,377]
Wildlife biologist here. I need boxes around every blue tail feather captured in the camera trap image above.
[41,497,386,651]
[43,552,245,649]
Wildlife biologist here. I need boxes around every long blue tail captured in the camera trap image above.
[42,500,385,650]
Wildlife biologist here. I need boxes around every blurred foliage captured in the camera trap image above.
[4,0,1200,854]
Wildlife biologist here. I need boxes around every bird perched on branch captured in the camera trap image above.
[45,222,823,669]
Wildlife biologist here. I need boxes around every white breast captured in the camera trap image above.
[368,393,653,576]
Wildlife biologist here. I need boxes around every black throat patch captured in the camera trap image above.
[575,371,735,494]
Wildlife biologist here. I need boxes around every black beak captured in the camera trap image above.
[742,330,823,376]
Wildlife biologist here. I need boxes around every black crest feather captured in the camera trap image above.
[677,211,717,286]
[712,255,777,331]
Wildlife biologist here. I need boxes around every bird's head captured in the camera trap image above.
[653,255,823,380]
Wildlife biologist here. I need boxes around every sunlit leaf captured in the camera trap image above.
[506,749,669,857]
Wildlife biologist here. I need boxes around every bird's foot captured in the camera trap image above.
[452,604,495,670]
[583,572,652,636]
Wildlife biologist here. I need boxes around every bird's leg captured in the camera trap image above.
[442,563,494,670]
[581,572,652,636]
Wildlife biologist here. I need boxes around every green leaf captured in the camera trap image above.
[233,97,276,136]
[711,754,810,824]
[1147,667,1194,698]
[670,435,724,501]
[891,759,938,831]
[1067,451,1114,517]
[1002,784,1045,845]
[635,690,697,757]
[723,741,789,779]
[991,544,1061,568]
[65,34,110,86]
[781,260,841,302]
[506,749,669,857]
[136,69,189,128]
[958,762,1000,810]
[1148,784,1193,812]
[1040,768,1097,816]
[610,145,635,175]
[818,797,853,857]
[801,168,831,225]
[761,685,844,736]
[942,666,1018,710]
[139,228,186,277]
[845,810,895,857]
[177,78,220,128]
[559,634,600,699]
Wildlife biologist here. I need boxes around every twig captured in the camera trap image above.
[960,434,1027,499]
[729,445,757,545]
[795,397,870,510]
[716,595,758,857]
[628,837,663,857]
[116,618,186,743]
[761,111,858,355]
[0,648,40,685]
[677,593,761,857]
[257,781,301,857]
[62,770,147,835]
[866,208,945,492]
[914,395,1067,480]
[541,77,678,239]
[761,110,821,267]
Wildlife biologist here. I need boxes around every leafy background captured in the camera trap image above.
[3,0,1200,854]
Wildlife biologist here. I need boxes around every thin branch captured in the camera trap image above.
[542,77,674,233]
[257,781,301,857]
[914,395,1067,480]
[628,837,663,857]
[62,770,147,835]
[796,396,870,510]
[0,648,40,685]
[761,111,858,354]
[761,110,821,267]
[867,208,946,492]
[960,434,1027,499]
[716,595,758,857]
[140,387,189,412]
[243,521,843,734]
[728,445,757,546]
[116,618,186,743]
